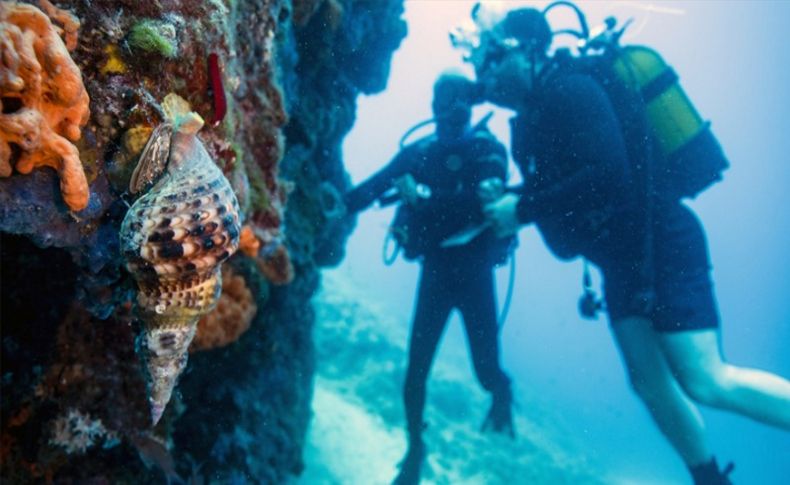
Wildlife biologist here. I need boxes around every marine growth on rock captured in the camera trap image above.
[120,95,241,425]
[0,1,90,211]
[190,265,257,352]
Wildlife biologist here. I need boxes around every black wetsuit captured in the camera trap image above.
[344,128,512,439]
[511,70,720,331]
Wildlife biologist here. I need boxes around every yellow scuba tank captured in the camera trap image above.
[609,45,729,198]
[546,0,731,199]
[613,46,702,158]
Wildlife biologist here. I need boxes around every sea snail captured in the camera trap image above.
[120,102,241,425]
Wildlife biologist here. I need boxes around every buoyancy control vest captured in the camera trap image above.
[383,120,512,265]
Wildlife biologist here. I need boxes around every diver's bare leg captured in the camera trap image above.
[612,316,712,466]
[661,328,790,430]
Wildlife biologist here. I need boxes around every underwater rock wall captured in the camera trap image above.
[280,0,407,268]
[1,0,405,482]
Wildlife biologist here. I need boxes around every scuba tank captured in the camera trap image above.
[546,0,729,200]
[608,45,729,199]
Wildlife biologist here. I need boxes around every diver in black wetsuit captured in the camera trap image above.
[466,7,790,485]
[344,71,514,485]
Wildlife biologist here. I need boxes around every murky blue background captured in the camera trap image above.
[334,1,790,483]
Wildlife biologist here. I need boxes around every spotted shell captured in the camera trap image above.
[119,114,241,424]
[121,127,240,319]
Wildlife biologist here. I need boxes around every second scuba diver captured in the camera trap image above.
[344,71,515,485]
[464,6,790,485]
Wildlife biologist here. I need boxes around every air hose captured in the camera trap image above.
[498,254,517,328]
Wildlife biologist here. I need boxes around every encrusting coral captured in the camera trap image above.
[0,1,90,211]
[238,225,261,257]
[257,243,294,285]
[49,409,119,455]
[190,265,257,352]
[238,224,294,285]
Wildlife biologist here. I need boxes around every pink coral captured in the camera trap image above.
[0,1,90,211]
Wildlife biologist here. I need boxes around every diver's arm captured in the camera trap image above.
[516,164,611,223]
[343,151,413,214]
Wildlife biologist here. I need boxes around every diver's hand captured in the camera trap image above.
[394,174,419,206]
[484,193,520,238]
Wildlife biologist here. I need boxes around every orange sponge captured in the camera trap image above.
[0,2,90,211]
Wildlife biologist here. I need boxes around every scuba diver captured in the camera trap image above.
[343,70,515,485]
[453,4,790,485]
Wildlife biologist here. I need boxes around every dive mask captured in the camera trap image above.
[449,3,521,80]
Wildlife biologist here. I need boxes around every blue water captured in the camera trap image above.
[335,1,789,484]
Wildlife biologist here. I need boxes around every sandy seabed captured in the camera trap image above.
[297,272,609,485]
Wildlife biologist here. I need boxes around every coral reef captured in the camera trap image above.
[281,0,407,267]
[0,239,154,482]
[257,242,295,285]
[49,409,119,455]
[0,1,90,211]
[1,0,407,482]
[239,223,295,285]
[191,265,258,352]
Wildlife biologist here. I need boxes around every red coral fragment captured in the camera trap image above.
[207,53,226,126]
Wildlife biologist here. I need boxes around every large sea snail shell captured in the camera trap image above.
[120,110,241,425]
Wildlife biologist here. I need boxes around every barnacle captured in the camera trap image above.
[0,1,90,211]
